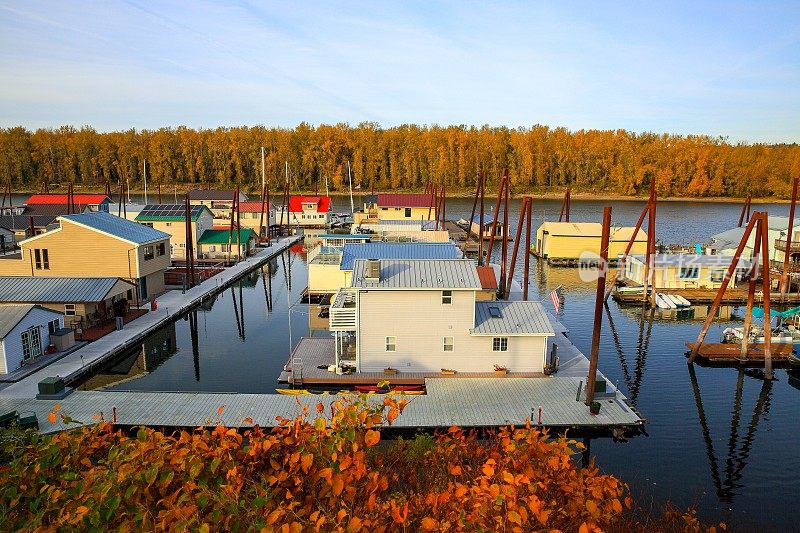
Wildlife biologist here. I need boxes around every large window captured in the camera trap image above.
[157,243,166,256]
[404,208,412,218]
[492,337,508,352]
[42,249,49,269]
[442,290,452,305]
[679,267,699,280]
[443,337,454,352]
[385,336,396,352]
[21,326,42,362]
[143,246,154,260]
[48,319,60,335]
[34,249,41,269]
[64,304,76,316]
[710,270,725,283]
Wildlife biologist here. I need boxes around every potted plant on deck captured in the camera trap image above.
[493,364,508,375]
[589,401,601,415]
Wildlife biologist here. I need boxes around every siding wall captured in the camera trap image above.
[308,264,352,294]
[625,260,731,289]
[148,212,211,260]
[357,289,547,373]
[0,307,62,374]
[535,230,648,259]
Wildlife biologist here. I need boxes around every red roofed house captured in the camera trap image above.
[24,194,111,213]
[355,193,436,224]
[276,196,331,228]
[237,201,276,237]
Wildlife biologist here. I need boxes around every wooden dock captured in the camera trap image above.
[0,235,303,399]
[0,376,644,435]
[614,287,800,305]
[685,342,795,363]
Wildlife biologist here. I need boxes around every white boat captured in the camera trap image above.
[655,293,677,309]
[665,294,690,308]
[722,326,794,345]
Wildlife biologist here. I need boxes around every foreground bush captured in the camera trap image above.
[0,397,721,532]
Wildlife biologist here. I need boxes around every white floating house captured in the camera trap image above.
[328,259,554,373]
[0,304,63,374]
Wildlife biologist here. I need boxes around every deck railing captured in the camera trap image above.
[775,239,800,253]
[329,289,357,331]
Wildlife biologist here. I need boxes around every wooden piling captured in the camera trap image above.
[586,206,612,406]
[740,216,763,360]
[524,196,532,301]
[504,197,530,298]
[499,174,510,299]
[759,211,773,380]
[478,173,486,265]
[486,170,507,264]
[781,177,798,300]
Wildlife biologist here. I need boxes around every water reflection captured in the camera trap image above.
[688,364,774,503]
[606,303,653,407]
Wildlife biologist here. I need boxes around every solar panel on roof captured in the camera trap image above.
[488,306,502,318]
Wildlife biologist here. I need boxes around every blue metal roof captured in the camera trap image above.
[61,212,170,245]
[472,214,496,224]
[340,242,462,270]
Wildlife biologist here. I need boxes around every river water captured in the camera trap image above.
[73,195,798,529]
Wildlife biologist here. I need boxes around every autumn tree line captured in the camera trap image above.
[0,123,798,198]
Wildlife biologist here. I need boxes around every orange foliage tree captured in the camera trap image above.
[0,396,722,532]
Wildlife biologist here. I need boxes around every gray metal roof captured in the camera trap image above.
[472,301,554,336]
[59,212,170,245]
[0,277,133,303]
[629,254,751,268]
[0,215,56,230]
[340,242,462,270]
[0,304,60,339]
[350,259,481,289]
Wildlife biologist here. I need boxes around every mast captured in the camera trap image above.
[143,159,148,205]
[261,147,266,190]
[347,160,354,214]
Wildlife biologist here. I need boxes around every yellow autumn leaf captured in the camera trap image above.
[421,517,438,531]
[364,429,380,447]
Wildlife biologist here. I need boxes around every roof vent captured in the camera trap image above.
[364,259,381,282]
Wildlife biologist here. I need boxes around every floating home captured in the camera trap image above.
[533,222,647,264]
[187,189,249,225]
[236,201,276,236]
[709,216,800,262]
[274,196,331,228]
[324,259,553,374]
[307,242,463,297]
[0,276,136,331]
[623,254,750,290]
[354,193,437,225]
[0,212,170,302]
[470,214,507,240]
[196,229,257,262]
[352,219,450,243]
[24,194,111,213]
[134,204,214,260]
[0,304,64,374]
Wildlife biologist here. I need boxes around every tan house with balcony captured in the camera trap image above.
[327,259,554,373]
[0,212,170,302]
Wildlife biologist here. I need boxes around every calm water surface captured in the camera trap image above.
[77,196,799,530]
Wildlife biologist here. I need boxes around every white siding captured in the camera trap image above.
[0,307,63,374]
[357,290,548,373]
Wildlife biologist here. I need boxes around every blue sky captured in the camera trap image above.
[1,1,798,142]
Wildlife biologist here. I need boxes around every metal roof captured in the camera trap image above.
[350,259,481,289]
[135,204,211,222]
[0,304,61,339]
[197,228,256,244]
[374,193,434,208]
[628,254,751,268]
[58,212,170,245]
[0,277,133,303]
[710,217,800,250]
[538,221,647,241]
[476,266,498,289]
[0,215,56,230]
[340,242,462,270]
[472,301,554,336]
[24,194,110,205]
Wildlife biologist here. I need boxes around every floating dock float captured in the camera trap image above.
[685,342,795,363]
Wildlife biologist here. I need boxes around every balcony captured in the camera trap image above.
[329,289,357,331]
[775,239,800,253]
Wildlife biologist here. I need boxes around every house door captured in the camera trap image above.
[139,277,148,300]
[404,208,411,218]
[21,326,43,362]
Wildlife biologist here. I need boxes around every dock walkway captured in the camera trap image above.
[0,235,302,399]
[0,376,642,434]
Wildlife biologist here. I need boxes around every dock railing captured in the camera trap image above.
[775,239,800,253]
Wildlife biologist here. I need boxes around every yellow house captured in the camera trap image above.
[0,212,171,302]
[196,229,257,263]
[237,201,276,237]
[353,193,437,225]
[135,204,214,260]
[624,254,750,290]
[533,221,648,263]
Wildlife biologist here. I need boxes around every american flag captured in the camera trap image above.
[550,285,563,314]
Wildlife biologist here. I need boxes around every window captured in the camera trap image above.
[710,270,725,283]
[21,326,42,362]
[48,319,60,335]
[165,222,172,227]
[157,243,166,256]
[405,208,412,218]
[143,246,154,260]
[442,290,452,304]
[492,337,508,352]
[42,249,49,269]
[679,267,699,279]
[443,336,454,352]
[141,222,154,228]
[34,248,41,269]
[385,336,396,352]
[64,304,76,316]
[209,245,216,252]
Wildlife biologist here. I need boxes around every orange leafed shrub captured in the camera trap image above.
[0,396,721,532]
